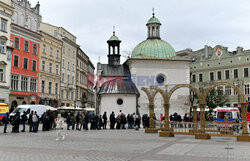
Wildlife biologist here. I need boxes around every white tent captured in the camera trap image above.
[58,106,75,110]
[83,107,95,111]
[45,106,57,111]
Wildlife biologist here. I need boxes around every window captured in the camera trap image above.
[56,65,59,75]
[13,55,19,67]
[225,70,230,79]
[42,61,45,71]
[234,69,238,79]
[217,86,224,95]
[66,91,69,100]
[56,50,59,58]
[1,19,7,32]
[62,73,64,83]
[55,83,58,95]
[32,44,37,55]
[71,91,74,100]
[245,84,250,95]
[24,40,29,52]
[21,76,28,92]
[0,69,4,82]
[41,80,45,93]
[192,74,196,83]
[23,58,28,69]
[11,75,19,90]
[50,47,53,56]
[72,64,75,72]
[42,44,46,53]
[68,49,70,56]
[61,90,64,99]
[14,37,19,49]
[49,63,52,73]
[72,76,74,85]
[217,71,222,80]
[225,86,231,96]
[54,30,58,37]
[117,98,123,105]
[244,68,249,78]
[48,82,52,94]
[32,60,37,71]
[67,74,70,83]
[0,41,5,53]
[210,72,214,81]
[30,78,37,92]
[62,59,65,68]
[68,62,70,70]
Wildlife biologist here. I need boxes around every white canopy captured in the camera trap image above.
[58,106,75,110]
[83,107,95,111]
[192,107,210,112]
[45,106,57,111]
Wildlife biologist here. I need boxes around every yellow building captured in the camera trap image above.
[0,0,14,104]
[76,47,88,108]
[40,22,78,107]
[38,31,63,107]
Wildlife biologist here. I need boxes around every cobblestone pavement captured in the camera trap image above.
[0,125,250,161]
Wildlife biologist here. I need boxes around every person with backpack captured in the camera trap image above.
[21,112,27,132]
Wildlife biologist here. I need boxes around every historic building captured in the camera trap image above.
[76,47,88,108]
[87,60,95,109]
[9,0,41,109]
[40,22,78,107]
[38,31,62,107]
[0,0,14,104]
[97,13,191,117]
[178,45,250,107]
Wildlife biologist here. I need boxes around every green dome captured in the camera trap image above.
[131,39,176,59]
[146,16,161,25]
[108,32,121,41]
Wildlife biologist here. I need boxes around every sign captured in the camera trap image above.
[216,47,223,58]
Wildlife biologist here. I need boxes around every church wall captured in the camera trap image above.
[128,60,191,119]
[99,94,137,116]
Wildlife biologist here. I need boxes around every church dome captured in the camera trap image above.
[131,39,176,58]
[131,12,176,59]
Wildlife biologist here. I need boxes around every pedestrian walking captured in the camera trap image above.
[55,114,64,141]
[2,112,9,133]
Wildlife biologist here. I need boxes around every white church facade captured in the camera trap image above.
[96,13,192,118]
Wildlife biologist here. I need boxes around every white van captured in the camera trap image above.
[216,107,240,123]
[10,105,46,119]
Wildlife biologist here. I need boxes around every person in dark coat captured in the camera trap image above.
[116,115,121,129]
[98,115,103,130]
[14,112,20,133]
[145,114,149,128]
[76,112,80,130]
[84,112,89,130]
[135,115,141,129]
[21,112,27,132]
[2,112,9,133]
[66,113,71,130]
[41,112,47,131]
[109,111,115,129]
[28,111,33,132]
[102,112,107,129]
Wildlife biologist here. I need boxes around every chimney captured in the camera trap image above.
[205,45,209,59]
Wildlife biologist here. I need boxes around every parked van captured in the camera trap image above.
[0,103,9,120]
[216,107,240,123]
[10,105,46,120]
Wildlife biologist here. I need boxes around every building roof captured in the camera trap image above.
[107,32,121,42]
[146,15,161,25]
[131,39,176,59]
[98,78,139,96]
[97,64,130,77]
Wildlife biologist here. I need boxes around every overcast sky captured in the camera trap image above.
[29,0,250,67]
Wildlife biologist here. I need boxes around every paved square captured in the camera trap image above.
[0,125,250,161]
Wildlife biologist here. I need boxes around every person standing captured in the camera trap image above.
[32,111,39,132]
[14,112,20,133]
[71,113,76,130]
[21,112,27,132]
[41,112,47,131]
[109,111,115,129]
[98,115,103,130]
[76,113,80,130]
[55,114,64,141]
[84,112,89,130]
[28,111,33,132]
[102,112,107,129]
[2,112,9,133]
[66,113,71,130]
[79,113,85,131]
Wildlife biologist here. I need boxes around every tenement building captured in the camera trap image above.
[177,45,250,107]
[40,22,78,107]
[96,12,191,117]
[0,0,14,104]
[76,47,88,108]
[10,0,41,109]
[38,31,62,107]
[87,60,95,108]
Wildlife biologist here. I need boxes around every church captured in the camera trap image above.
[96,12,192,118]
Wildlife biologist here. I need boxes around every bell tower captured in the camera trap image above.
[107,27,121,66]
[146,9,161,40]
